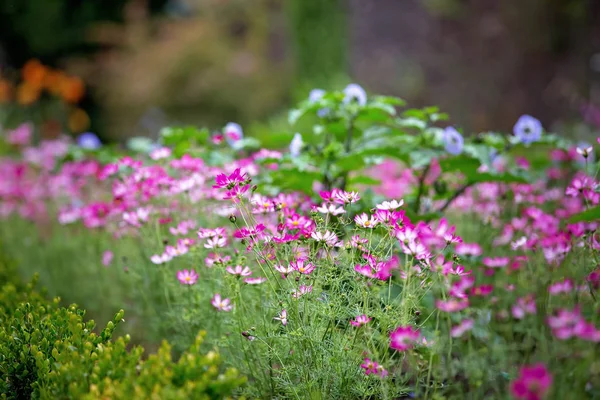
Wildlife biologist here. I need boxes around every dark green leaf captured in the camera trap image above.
[568,205,600,223]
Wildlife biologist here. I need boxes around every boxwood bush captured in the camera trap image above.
[0,247,246,400]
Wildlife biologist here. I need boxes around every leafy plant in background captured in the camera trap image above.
[0,59,90,144]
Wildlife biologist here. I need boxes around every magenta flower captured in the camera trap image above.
[360,358,388,377]
[226,265,252,277]
[213,168,247,189]
[510,363,552,400]
[274,309,288,326]
[290,259,316,275]
[211,293,233,311]
[177,269,198,285]
[350,314,372,327]
[102,250,114,267]
[389,325,420,351]
[512,296,537,319]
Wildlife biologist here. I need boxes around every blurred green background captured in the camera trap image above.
[1,0,599,147]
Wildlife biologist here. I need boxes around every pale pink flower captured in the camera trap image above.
[245,277,267,285]
[376,199,404,210]
[102,250,114,267]
[350,314,372,327]
[177,269,198,285]
[205,236,227,249]
[211,293,233,311]
[354,213,379,228]
[274,309,288,326]
[292,284,312,298]
[226,265,252,277]
[450,319,474,338]
[316,203,346,215]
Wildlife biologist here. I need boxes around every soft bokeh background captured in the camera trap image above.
[1,0,599,144]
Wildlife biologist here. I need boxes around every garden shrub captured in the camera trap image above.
[0,264,245,399]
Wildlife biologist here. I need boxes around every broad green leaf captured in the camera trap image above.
[273,169,322,193]
[346,175,381,187]
[568,205,600,223]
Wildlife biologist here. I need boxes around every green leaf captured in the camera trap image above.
[439,155,528,184]
[272,169,322,193]
[372,95,406,106]
[346,175,381,187]
[568,205,600,223]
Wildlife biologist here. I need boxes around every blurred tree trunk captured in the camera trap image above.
[285,0,348,88]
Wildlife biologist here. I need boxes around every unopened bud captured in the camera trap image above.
[229,214,237,223]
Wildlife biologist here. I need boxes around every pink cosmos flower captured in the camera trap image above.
[150,253,172,264]
[360,358,388,377]
[285,214,311,230]
[510,363,552,400]
[290,259,316,275]
[292,284,312,298]
[316,203,346,215]
[547,308,584,339]
[311,230,340,247]
[204,253,231,267]
[6,123,32,146]
[211,293,233,311]
[455,242,482,257]
[548,279,573,295]
[334,190,360,204]
[389,325,421,351]
[226,265,252,277]
[205,236,227,249]
[102,250,114,267]
[150,147,172,160]
[451,318,474,338]
[245,277,267,285]
[483,256,510,268]
[177,269,198,285]
[274,309,288,326]
[512,296,537,319]
[436,298,469,312]
[273,264,295,278]
[234,224,266,239]
[350,314,372,327]
[213,168,247,189]
[350,235,369,248]
[376,199,404,210]
[470,285,493,297]
[355,213,379,228]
